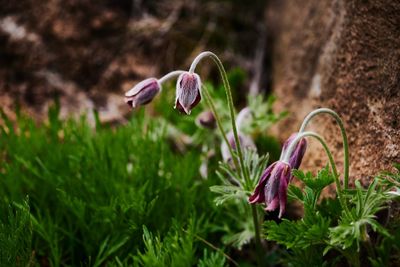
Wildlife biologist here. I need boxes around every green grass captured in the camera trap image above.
[0,104,231,266]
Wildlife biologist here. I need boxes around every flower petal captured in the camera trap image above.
[125,78,159,97]
[264,163,284,204]
[289,137,307,170]
[248,162,277,204]
[124,78,160,108]
[175,72,201,114]
[278,165,290,218]
[265,196,279,211]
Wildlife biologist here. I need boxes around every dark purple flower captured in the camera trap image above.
[221,131,256,163]
[175,72,201,115]
[249,161,291,218]
[124,78,160,108]
[281,133,307,170]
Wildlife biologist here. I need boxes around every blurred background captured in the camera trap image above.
[1,0,272,124]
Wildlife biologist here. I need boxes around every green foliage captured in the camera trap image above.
[0,199,33,267]
[210,151,269,249]
[244,95,288,135]
[1,74,399,267]
[0,103,229,266]
[265,166,400,267]
[329,179,389,251]
[197,249,226,267]
[134,223,195,267]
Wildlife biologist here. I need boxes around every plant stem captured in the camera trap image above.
[251,205,264,266]
[298,108,350,190]
[283,131,351,217]
[158,70,185,85]
[361,225,376,260]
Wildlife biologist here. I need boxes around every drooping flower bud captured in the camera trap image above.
[174,72,201,115]
[124,78,160,108]
[249,161,291,218]
[281,133,307,170]
[221,131,257,163]
[196,110,216,129]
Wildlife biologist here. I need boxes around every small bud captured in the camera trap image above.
[221,131,256,163]
[196,110,216,129]
[249,161,291,218]
[281,133,307,170]
[124,78,160,108]
[175,72,201,115]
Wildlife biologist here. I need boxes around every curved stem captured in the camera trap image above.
[283,131,351,216]
[189,51,251,187]
[298,108,350,190]
[158,70,186,85]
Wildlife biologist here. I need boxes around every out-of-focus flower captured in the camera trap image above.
[196,110,216,129]
[249,161,291,218]
[124,78,160,108]
[281,133,307,170]
[221,131,256,163]
[175,72,201,114]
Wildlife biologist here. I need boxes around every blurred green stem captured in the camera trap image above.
[251,205,264,266]
[202,86,241,173]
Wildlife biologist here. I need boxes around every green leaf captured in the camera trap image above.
[293,166,334,192]
[287,185,303,201]
[209,185,247,205]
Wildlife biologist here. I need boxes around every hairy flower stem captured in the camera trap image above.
[158,70,186,85]
[251,205,264,266]
[361,225,376,260]
[283,131,351,216]
[192,52,263,265]
[299,108,350,190]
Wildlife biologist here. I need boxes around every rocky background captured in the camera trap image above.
[268,0,400,182]
[1,0,399,180]
[1,0,270,122]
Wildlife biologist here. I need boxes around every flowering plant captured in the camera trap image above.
[125,51,400,266]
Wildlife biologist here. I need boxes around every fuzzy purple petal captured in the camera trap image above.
[264,164,283,204]
[289,137,307,170]
[124,78,160,108]
[248,162,277,204]
[278,165,290,218]
[265,196,279,211]
[175,72,201,114]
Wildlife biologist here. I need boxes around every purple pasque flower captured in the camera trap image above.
[221,131,256,163]
[281,133,307,170]
[249,161,291,218]
[175,72,201,115]
[125,78,161,108]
